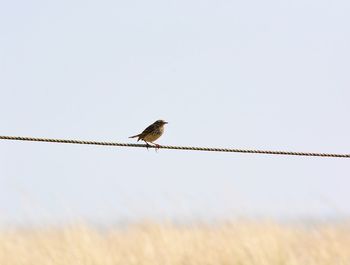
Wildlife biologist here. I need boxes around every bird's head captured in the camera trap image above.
[154,120,168,126]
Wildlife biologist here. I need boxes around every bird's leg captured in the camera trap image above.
[143,140,150,150]
[151,142,161,152]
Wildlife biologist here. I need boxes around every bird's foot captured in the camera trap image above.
[144,141,151,150]
[152,143,161,152]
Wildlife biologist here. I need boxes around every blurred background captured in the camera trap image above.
[0,0,349,226]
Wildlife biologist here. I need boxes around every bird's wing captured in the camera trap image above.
[140,123,156,137]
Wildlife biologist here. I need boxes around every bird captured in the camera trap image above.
[129,120,168,148]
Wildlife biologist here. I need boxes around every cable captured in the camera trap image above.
[0,135,349,158]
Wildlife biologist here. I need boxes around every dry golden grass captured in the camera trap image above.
[0,221,350,265]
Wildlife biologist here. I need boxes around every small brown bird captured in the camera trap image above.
[129,120,168,147]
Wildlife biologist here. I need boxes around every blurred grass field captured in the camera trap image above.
[0,221,349,265]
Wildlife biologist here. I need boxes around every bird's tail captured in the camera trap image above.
[129,134,140,139]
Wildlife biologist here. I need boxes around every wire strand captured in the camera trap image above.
[0,135,349,158]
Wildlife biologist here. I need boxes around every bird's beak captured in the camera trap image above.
[164,121,168,124]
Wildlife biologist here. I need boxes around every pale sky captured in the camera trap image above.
[0,0,349,225]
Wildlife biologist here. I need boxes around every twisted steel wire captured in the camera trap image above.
[0,135,349,158]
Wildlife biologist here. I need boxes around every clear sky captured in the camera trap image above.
[0,0,349,225]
